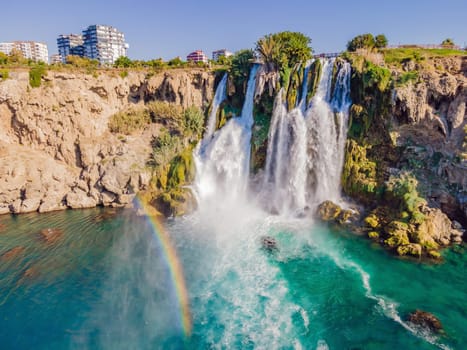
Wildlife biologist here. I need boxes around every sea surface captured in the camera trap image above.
[0,208,465,349]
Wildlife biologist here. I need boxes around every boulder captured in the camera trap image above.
[66,190,97,209]
[407,310,443,333]
[261,236,278,252]
[396,243,422,257]
[413,207,452,248]
[384,221,410,248]
[317,200,342,222]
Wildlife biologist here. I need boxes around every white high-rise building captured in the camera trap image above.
[0,41,48,63]
[82,25,128,65]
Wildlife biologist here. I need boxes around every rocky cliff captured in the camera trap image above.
[341,53,466,257]
[0,69,214,214]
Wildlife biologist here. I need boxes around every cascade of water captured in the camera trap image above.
[261,58,352,215]
[203,73,227,141]
[262,92,308,215]
[194,65,259,205]
[305,58,351,205]
[298,60,313,113]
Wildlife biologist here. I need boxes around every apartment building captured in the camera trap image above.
[0,41,48,63]
[187,50,208,63]
[57,25,128,65]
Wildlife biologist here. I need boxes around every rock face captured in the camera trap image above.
[345,54,466,256]
[0,69,214,214]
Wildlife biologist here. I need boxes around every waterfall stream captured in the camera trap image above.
[261,58,352,216]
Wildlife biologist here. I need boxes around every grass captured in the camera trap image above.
[381,48,467,66]
[396,71,419,86]
[108,106,151,134]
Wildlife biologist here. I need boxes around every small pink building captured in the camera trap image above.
[186,50,208,63]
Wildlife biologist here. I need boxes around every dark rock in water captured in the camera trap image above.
[407,310,443,333]
[21,266,39,280]
[261,236,278,252]
[0,222,6,232]
[1,246,25,261]
[39,228,63,244]
[92,208,119,223]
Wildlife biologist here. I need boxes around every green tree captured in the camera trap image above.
[114,56,133,68]
[375,34,388,49]
[216,55,232,66]
[168,57,184,67]
[347,33,375,52]
[441,38,455,48]
[230,49,254,86]
[256,31,312,71]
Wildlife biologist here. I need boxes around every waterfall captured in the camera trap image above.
[298,60,313,113]
[204,73,227,141]
[261,58,352,216]
[306,59,351,205]
[194,65,259,205]
[262,92,308,215]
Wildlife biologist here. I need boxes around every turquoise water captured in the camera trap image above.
[0,208,465,349]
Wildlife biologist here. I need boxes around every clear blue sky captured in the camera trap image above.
[2,0,466,60]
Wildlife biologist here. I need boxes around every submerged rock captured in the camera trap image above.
[407,310,443,334]
[39,228,63,244]
[1,246,25,261]
[261,236,278,252]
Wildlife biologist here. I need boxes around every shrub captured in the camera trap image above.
[0,69,9,80]
[150,129,184,168]
[396,71,418,86]
[114,56,133,68]
[66,55,99,68]
[147,101,184,130]
[29,65,46,88]
[183,106,204,138]
[119,70,128,78]
[108,107,151,134]
[362,61,391,92]
[385,172,426,221]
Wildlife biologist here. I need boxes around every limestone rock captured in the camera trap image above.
[396,243,422,257]
[66,190,97,209]
[317,200,342,221]
[0,69,215,216]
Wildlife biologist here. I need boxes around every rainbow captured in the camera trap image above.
[134,195,192,337]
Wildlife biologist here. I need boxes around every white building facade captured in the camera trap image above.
[0,41,48,63]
